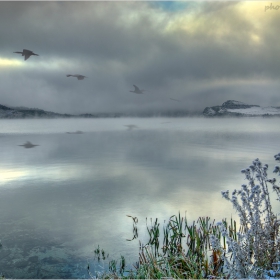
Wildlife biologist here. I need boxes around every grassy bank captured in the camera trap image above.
[87,153,280,279]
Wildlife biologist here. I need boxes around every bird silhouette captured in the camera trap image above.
[13,49,39,61]
[130,85,146,94]
[18,141,39,148]
[66,74,87,80]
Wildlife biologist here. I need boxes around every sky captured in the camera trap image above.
[0,1,280,115]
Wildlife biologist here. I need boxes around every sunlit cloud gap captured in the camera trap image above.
[0,58,23,68]
[0,55,76,69]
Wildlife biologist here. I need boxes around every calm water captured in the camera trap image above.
[0,117,279,278]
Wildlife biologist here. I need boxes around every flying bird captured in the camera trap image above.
[13,49,39,61]
[130,85,146,94]
[18,141,39,149]
[66,74,87,80]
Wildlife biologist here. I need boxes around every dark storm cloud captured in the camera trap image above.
[0,1,280,114]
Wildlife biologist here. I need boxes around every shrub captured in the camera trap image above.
[210,153,280,278]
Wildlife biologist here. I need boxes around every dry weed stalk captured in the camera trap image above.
[210,153,280,278]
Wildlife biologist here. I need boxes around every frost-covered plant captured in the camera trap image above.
[210,153,280,278]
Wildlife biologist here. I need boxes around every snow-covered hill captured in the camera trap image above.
[203,100,280,117]
[0,104,73,119]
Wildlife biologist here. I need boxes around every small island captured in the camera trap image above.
[203,100,280,117]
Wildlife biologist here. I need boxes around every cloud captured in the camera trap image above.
[0,1,280,114]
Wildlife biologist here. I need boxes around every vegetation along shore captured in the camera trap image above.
[86,152,280,279]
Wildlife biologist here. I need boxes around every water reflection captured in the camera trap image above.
[0,118,279,278]
[18,141,39,149]
[124,125,139,131]
[66,130,83,134]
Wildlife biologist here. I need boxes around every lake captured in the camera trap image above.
[0,117,279,278]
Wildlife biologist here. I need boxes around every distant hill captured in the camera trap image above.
[0,104,73,119]
[0,104,98,119]
[0,104,198,119]
[203,100,280,117]
[3,101,279,119]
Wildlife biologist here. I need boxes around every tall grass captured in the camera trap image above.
[88,152,280,279]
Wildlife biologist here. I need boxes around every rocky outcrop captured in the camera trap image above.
[221,100,259,109]
[0,104,11,110]
[0,105,73,119]
[203,100,280,117]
